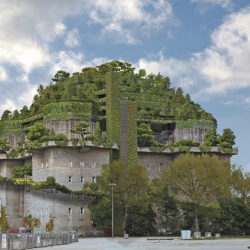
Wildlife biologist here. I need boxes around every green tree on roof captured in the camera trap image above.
[52,70,70,83]
[71,121,92,141]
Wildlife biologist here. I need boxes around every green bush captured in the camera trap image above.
[46,176,56,186]
[12,165,32,178]
[54,134,68,147]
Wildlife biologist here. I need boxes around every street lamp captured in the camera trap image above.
[109,183,116,238]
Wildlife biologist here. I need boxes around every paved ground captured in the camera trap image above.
[35,237,250,250]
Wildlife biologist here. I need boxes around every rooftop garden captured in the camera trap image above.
[0,61,216,131]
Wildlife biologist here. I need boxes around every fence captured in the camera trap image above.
[0,232,79,250]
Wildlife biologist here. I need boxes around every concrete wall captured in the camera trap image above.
[0,159,27,178]
[32,147,110,191]
[5,134,26,149]
[0,183,96,234]
[0,183,24,229]
[138,152,175,180]
[173,128,208,145]
[25,188,95,234]
[44,120,96,140]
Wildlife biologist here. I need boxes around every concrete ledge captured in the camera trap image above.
[138,146,238,155]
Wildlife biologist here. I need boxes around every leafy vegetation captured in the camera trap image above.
[24,216,41,232]
[46,215,54,233]
[0,206,8,232]
[97,160,148,235]
[11,165,32,178]
[70,121,92,141]
[161,154,232,232]
[0,138,10,153]
[137,123,154,147]
[0,61,217,136]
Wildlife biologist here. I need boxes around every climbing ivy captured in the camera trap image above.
[127,101,138,166]
[106,72,120,145]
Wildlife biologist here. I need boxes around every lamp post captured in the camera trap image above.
[109,183,116,238]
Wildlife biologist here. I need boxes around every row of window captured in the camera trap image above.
[68,176,96,183]
[68,207,85,215]
[146,163,162,172]
[36,161,97,169]
[68,161,97,168]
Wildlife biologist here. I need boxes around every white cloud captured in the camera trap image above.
[0,66,7,81]
[51,51,84,75]
[137,53,199,90]
[55,22,66,36]
[18,84,37,106]
[136,7,250,99]
[243,97,250,104]
[65,29,79,47]
[191,0,233,9]
[0,99,18,114]
[51,51,109,75]
[89,0,173,44]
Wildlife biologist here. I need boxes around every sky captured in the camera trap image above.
[0,0,249,171]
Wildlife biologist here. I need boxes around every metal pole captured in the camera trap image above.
[112,185,114,238]
[109,183,116,238]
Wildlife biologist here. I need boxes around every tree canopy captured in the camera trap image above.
[97,160,149,235]
[0,61,217,129]
[161,153,232,232]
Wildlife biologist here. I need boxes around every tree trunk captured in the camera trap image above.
[122,206,128,236]
[194,203,199,232]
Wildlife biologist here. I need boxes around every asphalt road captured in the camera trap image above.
[36,237,250,250]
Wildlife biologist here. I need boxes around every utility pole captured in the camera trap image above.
[109,183,116,238]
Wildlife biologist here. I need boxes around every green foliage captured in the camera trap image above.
[231,165,250,203]
[52,70,70,83]
[49,128,55,137]
[93,121,101,145]
[46,215,54,233]
[149,141,166,152]
[127,101,137,166]
[219,128,236,153]
[0,61,219,141]
[98,160,148,234]
[166,139,200,153]
[0,206,8,232]
[139,69,146,77]
[79,138,85,148]
[125,204,156,236]
[24,216,41,232]
[219,198,250,235]
[96,61,135,74]
[204,129,218,146]
[106,72,120,145]
[46,176,56,186]
[6,149,18,159]
[70,138,79,148]
[0,138,10,153]
[162,153,232,232]
[54,134,68,147]
[27,122,47,141]
[89,198,113,230]
[137,123,154,147]
[176,120,216,129]
[70,121,92,141]
[1,110,11,121]
[12,165,32,178]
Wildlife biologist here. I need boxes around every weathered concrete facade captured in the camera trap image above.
[44,120,96,140]
[0,120,237,233]
[0,182,95,234]
[173,128,208,145]
[0,158,31,178]
[32,145,110,191]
